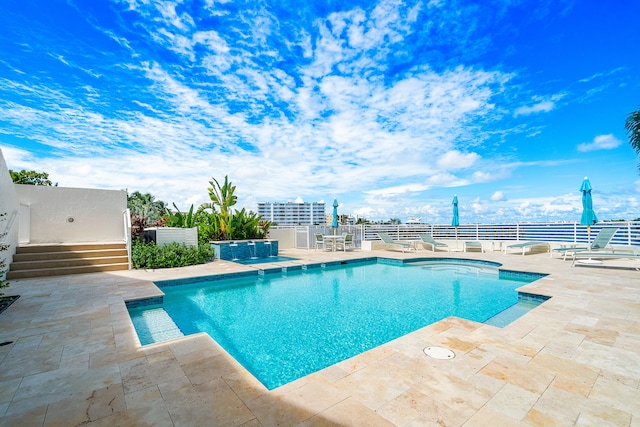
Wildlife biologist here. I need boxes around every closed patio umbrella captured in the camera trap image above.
[452,195,459,249]
[331,199,339,235]
[579,176,598,243]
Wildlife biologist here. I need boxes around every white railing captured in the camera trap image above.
[362,221,640,246]
[123,209,132,269]
[276,221,640,249]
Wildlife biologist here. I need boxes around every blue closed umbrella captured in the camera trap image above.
[452,195,459,249]
[331,199,339,235]
[579,176,598,242]
[452,195,459,227]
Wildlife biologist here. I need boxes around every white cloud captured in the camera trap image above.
[490,191,504,201]
[577,134,622,152]
[514,101,554,116]
[436,150,480,169]
[513,93,564,117]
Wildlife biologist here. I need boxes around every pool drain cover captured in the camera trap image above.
[423,346,455,360]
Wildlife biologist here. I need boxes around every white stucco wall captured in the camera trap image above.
[16,185,127,244]
[0,149,19,268]
[267,228,295,249]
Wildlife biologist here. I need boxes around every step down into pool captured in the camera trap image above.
[484,299,541,327]
[130,308,184,345]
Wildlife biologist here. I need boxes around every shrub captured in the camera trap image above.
[132,240,214,269]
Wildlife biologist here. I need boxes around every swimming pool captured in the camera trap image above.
[128,258,547,389]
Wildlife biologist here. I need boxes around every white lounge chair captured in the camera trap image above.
[417,233,449,252]
[571,248,640,269]
[503,241,550,256]
[378,233,414,253]
[552,227,618,260]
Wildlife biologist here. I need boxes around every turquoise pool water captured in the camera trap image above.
[128,259,546,389]
[233,256,298,264]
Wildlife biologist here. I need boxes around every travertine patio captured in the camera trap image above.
[1,248,639,426]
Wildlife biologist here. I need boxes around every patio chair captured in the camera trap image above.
[336,233,355,251]
[378,233,414,253]
[504,241,550,256]
[552,227,619,260]
[417,233,449,252]
[314,233,333,251]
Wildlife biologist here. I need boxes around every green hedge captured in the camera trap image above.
[132,240,214,269]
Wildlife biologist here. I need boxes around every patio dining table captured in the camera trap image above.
[323,235,344,251]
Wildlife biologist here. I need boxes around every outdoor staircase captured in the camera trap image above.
[7,243,129,279]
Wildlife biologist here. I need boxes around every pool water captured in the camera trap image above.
[128,260,545,389]
[232,256,298,264]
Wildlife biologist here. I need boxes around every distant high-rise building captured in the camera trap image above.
[257,201,326,226]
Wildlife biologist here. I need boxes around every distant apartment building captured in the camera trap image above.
[257,201,326,226]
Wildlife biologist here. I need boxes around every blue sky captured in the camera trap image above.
[1,0,639,223]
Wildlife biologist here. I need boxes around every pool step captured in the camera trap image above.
[130,307,184,345]
[484,300,540,328]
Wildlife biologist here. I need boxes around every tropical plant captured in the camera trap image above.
[10,169,57,186]
[164,203,197,228]
[128,191,167,224]
[626,106,640,172]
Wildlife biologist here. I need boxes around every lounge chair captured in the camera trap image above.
[336,233,355,251]
[503,241,550,256]
[571,248,640,269]
[417,233,449,252]
[552,227,618,260]
[378,233,415,253]
[464,241,484,253]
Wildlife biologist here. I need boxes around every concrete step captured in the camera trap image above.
[7,242,130,279]
[13,248,128,262]
[6,263,130,280]
[9,255,130,271]
[16,243,126,253]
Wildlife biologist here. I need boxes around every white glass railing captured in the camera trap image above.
[275,221,640,249]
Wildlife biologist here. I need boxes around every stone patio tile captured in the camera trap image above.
[300,397,395,427]
[479,356,554,394]
[462,405,530,427]
[588,372,640,417]
[332,365,411,410]
[193,378,256,426]
[575,399,632,427]
[528,352,600,397]
[43,384,127,426]
[0,403,47,427]
[572,340,640,378]
[485,383,539,420]
[0,377,21,404]
[119,353,185,394]
[528,386,586,426]
[12,364,122,407]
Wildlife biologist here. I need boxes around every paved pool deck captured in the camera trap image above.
[0,248,639,426]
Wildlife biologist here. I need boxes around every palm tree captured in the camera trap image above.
[626,106,640,172]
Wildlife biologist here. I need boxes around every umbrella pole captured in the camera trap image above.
[455,227,458,250]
